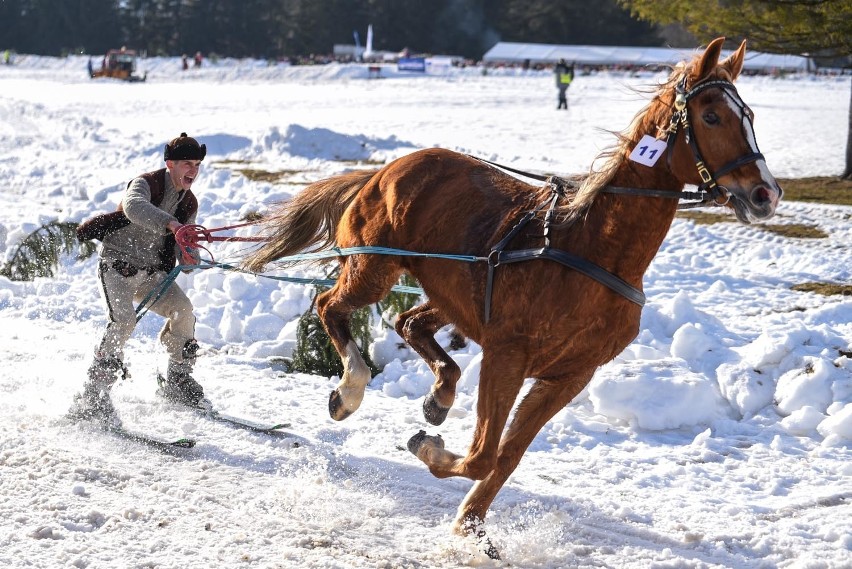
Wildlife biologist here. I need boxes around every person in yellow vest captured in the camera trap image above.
[554,59,575,110]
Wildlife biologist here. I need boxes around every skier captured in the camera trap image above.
[70,133,207,424]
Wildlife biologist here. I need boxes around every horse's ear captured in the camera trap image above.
[695,37,726,82]
[721,39,747,81]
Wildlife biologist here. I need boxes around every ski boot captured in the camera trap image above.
[68,354,129,426]
[157,340,209,408]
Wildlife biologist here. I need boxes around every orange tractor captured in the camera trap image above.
[90,48,147,82]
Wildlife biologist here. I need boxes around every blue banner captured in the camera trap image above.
[397,57,426,72]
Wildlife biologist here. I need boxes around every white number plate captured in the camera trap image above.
[628,135,667,167]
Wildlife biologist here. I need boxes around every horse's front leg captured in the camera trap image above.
[396,302,460,425]
[453,371,594,559]
[408,348,525,480]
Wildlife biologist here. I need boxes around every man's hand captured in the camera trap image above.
[167,220,183,234]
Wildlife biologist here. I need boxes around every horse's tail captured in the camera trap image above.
[241,169,379,272]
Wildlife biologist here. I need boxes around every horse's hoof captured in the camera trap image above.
[423,393,450,426]
[482,537,501,560]
[328,389,353,421]
[457,517,501,560]
[407,430,444,455]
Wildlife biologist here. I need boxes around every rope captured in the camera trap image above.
[284,246,486,264]
[134,256,428,322]
[128,221,484,321]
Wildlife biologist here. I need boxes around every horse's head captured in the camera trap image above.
[665,37,782,223]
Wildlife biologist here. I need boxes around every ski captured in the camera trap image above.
[105,423,196,450]
[201,408,291,434]
[156,374,292,436]
[156,373,290,435]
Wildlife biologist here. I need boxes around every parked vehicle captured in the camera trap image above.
[91,48,146,82]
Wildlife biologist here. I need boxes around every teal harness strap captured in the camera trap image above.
[134,265,186,322]
[134,245,443,322]
[281,245,486,264]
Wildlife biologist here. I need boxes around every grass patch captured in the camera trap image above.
[677,176,851,226]
[675,210,734,225]
[777,177,852,206]
[791,282,852,297]
[759,223,828,239]
[213,159,255,166]
[211,160,306,183]
[676,206,827,239]
[337,158,386,166]
[233,168,306,183]
[214,159,383,185]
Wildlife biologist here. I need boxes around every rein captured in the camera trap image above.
[174,221,266,263]
[468,155,712,208]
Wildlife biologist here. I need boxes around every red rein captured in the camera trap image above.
[174,222,266,264]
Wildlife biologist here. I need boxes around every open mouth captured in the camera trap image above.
[731,200,754,225]
[183,175,195,186]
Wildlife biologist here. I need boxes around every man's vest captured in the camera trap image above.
[76,168,198,270]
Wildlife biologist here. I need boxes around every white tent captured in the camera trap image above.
[482,42,812,72]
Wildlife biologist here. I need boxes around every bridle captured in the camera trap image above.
[661,75,766,207]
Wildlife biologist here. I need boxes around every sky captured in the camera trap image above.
[0,54,850,568]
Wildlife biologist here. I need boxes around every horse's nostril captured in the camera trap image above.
[753,186,771,204]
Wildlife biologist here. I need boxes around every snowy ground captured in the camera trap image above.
[0,54,850,568]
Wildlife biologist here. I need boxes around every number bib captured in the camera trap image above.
[628,135,667,167]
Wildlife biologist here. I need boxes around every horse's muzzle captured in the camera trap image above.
[730,183,782,224]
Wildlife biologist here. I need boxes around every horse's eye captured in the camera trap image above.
[703,111,720,125]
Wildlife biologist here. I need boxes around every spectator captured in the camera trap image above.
[554,59,575,110]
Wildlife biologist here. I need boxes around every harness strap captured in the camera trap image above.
[492,247,645,306]
[712,152,765,180]
[667,77,765,201]
[484,184,644,323]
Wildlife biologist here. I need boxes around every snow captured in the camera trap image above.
[1,55,850,568]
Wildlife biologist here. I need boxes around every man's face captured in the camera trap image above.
[167,159,202,190]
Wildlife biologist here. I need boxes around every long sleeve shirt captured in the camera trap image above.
[100,173,198,269]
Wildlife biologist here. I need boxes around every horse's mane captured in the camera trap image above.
[553,59,694,225]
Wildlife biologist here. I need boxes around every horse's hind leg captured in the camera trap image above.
[408,348,526,480]
[453,371,593,557]
[396,302,459,425]
[316,256,401,421]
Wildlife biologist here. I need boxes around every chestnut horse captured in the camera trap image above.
[242,38,781,557]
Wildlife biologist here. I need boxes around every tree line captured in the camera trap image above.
[0,0,662,60]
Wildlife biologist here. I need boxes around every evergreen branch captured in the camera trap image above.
[0,221,97,281]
